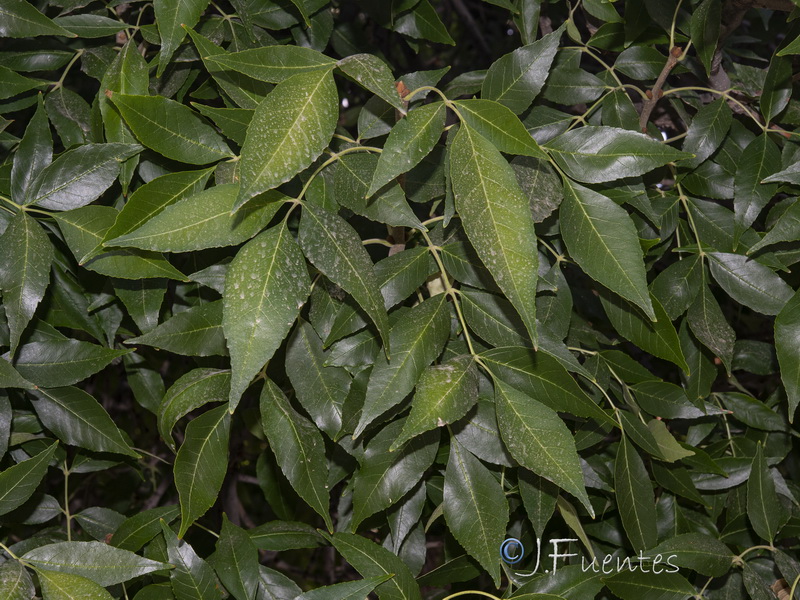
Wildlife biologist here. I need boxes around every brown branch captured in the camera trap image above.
[639,46,683,132]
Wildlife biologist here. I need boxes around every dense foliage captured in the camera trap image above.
[1,0,800,598]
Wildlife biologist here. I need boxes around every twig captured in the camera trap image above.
[449,0,491,56]
[639,46,683,132]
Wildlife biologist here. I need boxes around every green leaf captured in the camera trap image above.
[707,252,793,315]
[174,404,231,537]
[112,505,181,551]
[453,99,547,159]
[103,168,214,249]
[763,161,800,185]
[519,470,558,540]
[0,0,75,37]
[481,26,561,113]
[37,570,115,600]
[650,255,702,320]
[747,443,786,544]
[249,521,324,551]
[392,355,478,450]
[298,202,390,352]
[0,212,53,353]
[733,134,780,234]
[285,321,351,438]
[297,576,394,600]
[600,291,689,373]
[0,441,57,516]
[687,280,735,374]
[107,93,232,165]
[53,206,187,281]
[544,126,690,184]
[614,437,657,551]
[128,301,227,358]
[776,289,800,422]
[394,0,455,45]
[681,97,732,169]
[260,377,333,532]
[647,419,694,462]
[0,358,33,389]
[107,184,281,252]
[480,346,613,425]
[443,437,508,586]
[324,532,422,600]
[160,521,223,600]
[236,69,337,211]
[8,339,130,387]
[337,54,404,112]
[153,0,210,76]
[351,420,438,530]
[353,295,450,438]
[11,94,51,202]
[158,368,230,450]
[690,0,721,75]
[206,45,336,83]
[719,391,787,432]
[223,222,309,410]
[0,65,47,99]
[334,153,424,230]
[451,124,539,345]
[192,105,253,146]
[114,279,167,334]
[45,87,91,149]
[22,541,170,587]
[560,179,654,319]
[603,571,695,600]
[648,533,734,577]
[25,143,142,210]
[748,199,800,254]
[53,14,127,38]
[495,379,594,516]
[209,515,260,600]
[30,387,138,457]
[761,55,792,123]
[0,560,34,600]
[367,102,446,197]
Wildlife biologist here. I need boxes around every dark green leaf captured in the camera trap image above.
[161,521,223,600]
[209,515,259,600]
[707,252,793,316]
[0,0,75,37]
[747,443,786,544]
[206,45,336,83]
[154,0,210,75]
[776,289,800,422]
[614,437,657,551]
[8,339,129,387]
[128,301,227,359]
[0,441,57,516]
[175,404,231,537]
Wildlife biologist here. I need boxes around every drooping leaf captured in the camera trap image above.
[614,437,657,552]
[648,533,734,577]
[353,295,450,438]
[0,212,54,353]
[298,202,390,352]
[733,134,780,234]
[236,69,338,211]
[22,541,170,587]
[8,338,130,387]
[690,0,721,75]
[128,301,227,359]
[30,387,138,457]
[206,45,336,83]
[560,179,654,319]
[112,505,181,552]
[392,355,479,450]
[451,123,539,345]
[0,441,58,516]
[747,443,786,544]
[681,97,731,169]
[209,515,260,600]
[494,380,594,516]
[154,0,210,76]
[11,94,52,203]
[296,576,394,600]
[158,368,230,450]
[0,560,35,600]
[25,143,142,210]
[707,252,793,316]
[174,404,231,537]
[367,102,446,197]
[324,532,422,600]
[443,437,508,586]
[260,378,333,532]
[160,521,223,600]
[481,26,561,113]
[545,126,690,184]
[107,185,281,252]
[351,420,438,530]
[36,570,115,600]
[453,99,547,159]
[686,282,735,374]
[0,0,75,37]
[107,93,232,165]
[223,222,310,410]
[776,289,800,422]
[337,53,404,111]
